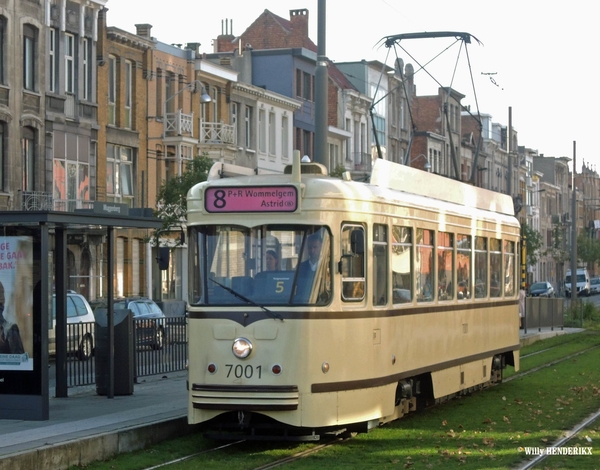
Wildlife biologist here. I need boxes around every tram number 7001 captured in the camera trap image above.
[226,364,262,379]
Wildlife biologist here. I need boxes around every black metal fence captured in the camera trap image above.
[61,316,187,388]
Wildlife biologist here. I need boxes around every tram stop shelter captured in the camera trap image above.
[0,206,162,420]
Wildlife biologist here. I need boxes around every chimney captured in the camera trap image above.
[289,9,309,37]
[185,42,201,54]
[135,23,153,39]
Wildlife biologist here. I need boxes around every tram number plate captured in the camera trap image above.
[225,364,262,379]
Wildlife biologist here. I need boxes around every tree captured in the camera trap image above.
[329,164,347,178]
[577,230,600,267]
[153,155,214,243]
[520,222,543,267]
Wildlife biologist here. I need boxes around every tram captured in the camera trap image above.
[186,152,521,439]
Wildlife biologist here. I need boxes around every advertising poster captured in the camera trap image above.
[0,236,34,371]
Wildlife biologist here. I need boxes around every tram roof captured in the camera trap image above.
[190,157,517,221]
[370,159,516,217]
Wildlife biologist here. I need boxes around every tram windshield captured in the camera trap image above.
[189,225,331,306]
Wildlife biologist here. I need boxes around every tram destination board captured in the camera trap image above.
[205,185,298,213]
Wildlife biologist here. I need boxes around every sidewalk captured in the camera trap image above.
[519,326,584,347]
[0,371,191,470]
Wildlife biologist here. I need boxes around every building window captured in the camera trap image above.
[245,106,252,148]
[281,115,289,159]
[108,56,116,125]
[269,112,276,156]
[107,144,135,206]
[210,87,218,121]
[0,17,5,85]
[23,25,38,91]
[258,108,266,153]
[303,72,312,100]
[82,37,90,100]
[295,69,314,101]
[48,28,57,92]
[231,102,238,128]
[21,127,36,191]
[124,60,132,129]
[65,33,75,94]
[52,132,91,211]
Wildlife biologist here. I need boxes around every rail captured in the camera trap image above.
[59,316,187,388]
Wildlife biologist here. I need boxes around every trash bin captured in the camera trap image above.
[95,308,134,396]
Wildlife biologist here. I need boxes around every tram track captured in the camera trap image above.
[505,344,600,383]
[517,407,600,470]
[140,440,246,470]
[251,436,350,470]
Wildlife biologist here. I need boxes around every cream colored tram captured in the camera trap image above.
[186,153,520,439]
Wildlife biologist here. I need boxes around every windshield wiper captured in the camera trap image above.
[208,278,283,321]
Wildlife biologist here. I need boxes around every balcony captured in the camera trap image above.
[165,110,194,137]
[200,121,236,145]
[19,191,94,212]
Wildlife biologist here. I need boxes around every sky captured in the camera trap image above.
[106,0,598,172]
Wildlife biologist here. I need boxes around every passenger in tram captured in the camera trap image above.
[265,250,279,272]
[295,233,323,302]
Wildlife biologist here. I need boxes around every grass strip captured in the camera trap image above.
[73,334,600,470]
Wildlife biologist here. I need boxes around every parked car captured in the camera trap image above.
[528,281,555,298]
[91,297,166,349]
[50,291,95,360]
[590,278,600,295]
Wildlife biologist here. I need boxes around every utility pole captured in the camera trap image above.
[507,107,513,197]
[314,0,328,167]
[570,141,578,307]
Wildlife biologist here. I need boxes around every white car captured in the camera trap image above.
[49,291,96,360]
[591,278,600,295]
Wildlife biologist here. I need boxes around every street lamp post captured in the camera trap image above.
[163,79,211,138]
[156,80,211,303]
[409,153,432,172]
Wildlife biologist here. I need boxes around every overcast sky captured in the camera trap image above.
[107,0,597,172]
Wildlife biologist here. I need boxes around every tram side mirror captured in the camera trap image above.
[350,229,365,255]
[157,247,170,270]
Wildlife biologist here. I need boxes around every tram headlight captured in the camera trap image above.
[232,337,253,359]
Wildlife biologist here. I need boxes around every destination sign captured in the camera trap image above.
[205,186,298,213]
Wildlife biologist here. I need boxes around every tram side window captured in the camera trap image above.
[490,239,502,297]
[416,229,434,302]
[341,225,365,301]
[373,224,388,306]
[392,226,412,304]
[474,237,488,298]
[438,232,454,300]
[504,240,516,296]
[457,234,471,300]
